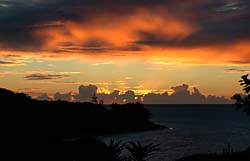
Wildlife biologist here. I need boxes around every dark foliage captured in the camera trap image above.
[0,88,160,138]
[106,140,125,161]
[126,141,160,161]
[0,88,162,161]
[232,74,250,115]
[5,137,110,161]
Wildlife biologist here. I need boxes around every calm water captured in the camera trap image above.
[101,104,250,161]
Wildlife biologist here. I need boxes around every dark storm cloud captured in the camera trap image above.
[0,0,250,51]
[0,0,79,50]
[0,2,51,50]
[134,1,250,48]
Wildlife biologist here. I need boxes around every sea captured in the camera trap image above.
[100,104,250,161]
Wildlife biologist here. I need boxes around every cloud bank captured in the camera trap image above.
[35,84,231,104]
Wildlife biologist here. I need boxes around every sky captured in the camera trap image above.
[0,0,250,103]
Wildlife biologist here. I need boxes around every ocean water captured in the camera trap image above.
[101,104,250,161]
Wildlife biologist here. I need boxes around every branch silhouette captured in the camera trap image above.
[232,74,250,115]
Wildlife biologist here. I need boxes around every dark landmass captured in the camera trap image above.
[2,85,249,161]
[144,104,233,107]
[1,88,164,161]
[1,88,164,138]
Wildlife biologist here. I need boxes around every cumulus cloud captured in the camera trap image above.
[74,85,98,102]
[97,90,120,103]
[206,95,229,104]
[36,93,52,101]
[54,92,72,102]
[144,84,230,104]
[74,89,140,104]
[35,84,231,104]
[171,84,190,96]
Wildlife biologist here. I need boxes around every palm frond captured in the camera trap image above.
[126,141,160,161]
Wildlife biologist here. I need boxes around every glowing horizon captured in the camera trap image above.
[1,0,250,101]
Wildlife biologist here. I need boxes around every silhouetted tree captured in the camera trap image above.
[0,88,164,161]
[126,141,160,161]
[1,88,162,138]
[232,74,250,115]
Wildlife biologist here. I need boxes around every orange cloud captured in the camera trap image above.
[146,39,250,66]
[224,68,250,73]
[0,6,250,66]
[1,38,250,66]
[0,60,26,66]
[32,7,197,52]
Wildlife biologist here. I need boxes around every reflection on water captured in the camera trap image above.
[100,104,250,161]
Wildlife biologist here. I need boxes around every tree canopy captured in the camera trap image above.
[232,74,250,115]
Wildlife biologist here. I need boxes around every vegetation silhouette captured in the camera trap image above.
[232,74,250,115]
[1,88,162,161]
[106,140,125,161]
[1,88,164,137]
[126,141,160,161]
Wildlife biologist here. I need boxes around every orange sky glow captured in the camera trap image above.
[0,1,250,102]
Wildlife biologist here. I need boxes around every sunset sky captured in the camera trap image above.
[0,0,250,100]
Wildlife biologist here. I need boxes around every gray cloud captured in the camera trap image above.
[35,84,231,104]
[36,93,52,101]
[54,92,72,102]
[74,85,98,102]
[24,74,66,80]
[144,84,229,104]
